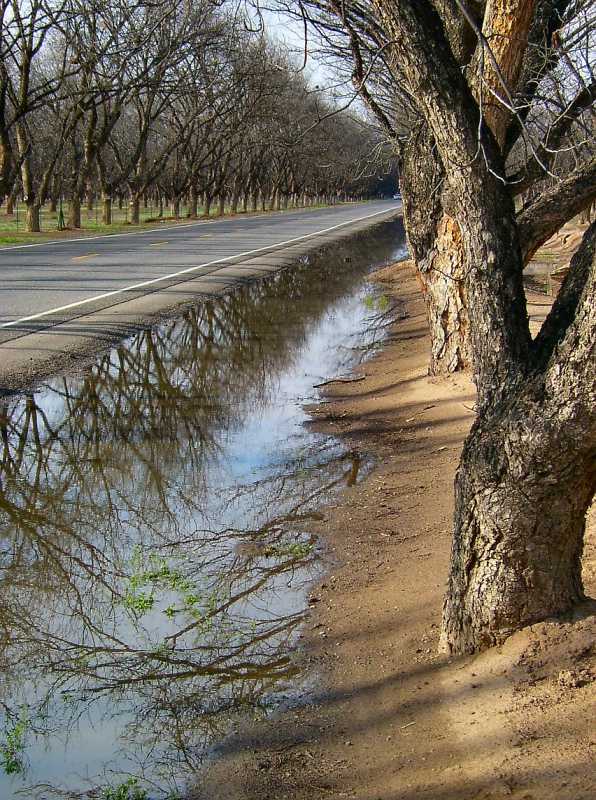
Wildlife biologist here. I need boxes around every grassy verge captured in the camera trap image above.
[0,200,343,246]
[0,203,215,245]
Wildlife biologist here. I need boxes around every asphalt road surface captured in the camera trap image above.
[0,200,400,391]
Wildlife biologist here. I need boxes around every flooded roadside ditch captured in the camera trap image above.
[0,219,407,799]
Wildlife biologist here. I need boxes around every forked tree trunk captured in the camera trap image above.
[365,0,596,656]
[441,222,596,653]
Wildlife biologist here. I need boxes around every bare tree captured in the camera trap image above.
[0,0,79,229]
[257,0,596,654]
[271,0,595,370]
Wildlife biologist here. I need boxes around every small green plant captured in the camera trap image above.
[363,292,389,312]
[102,776,147,800]
[120,548,194,618]
[284,540,313,557]
[183,592,201,608]
[1,708,30,775]
[263,538,314,559]
[123,588,154,614]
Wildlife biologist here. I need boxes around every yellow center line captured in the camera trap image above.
[72,253,100,261]
[149,241,168,247]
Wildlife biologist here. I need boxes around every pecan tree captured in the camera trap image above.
[265,0,596,653]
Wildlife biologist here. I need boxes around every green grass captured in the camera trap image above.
[0,202,213,244]
[102,777,148,800]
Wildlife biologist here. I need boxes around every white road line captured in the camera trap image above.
[1,207,394,329]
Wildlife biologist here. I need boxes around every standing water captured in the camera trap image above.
[0,220,406,799]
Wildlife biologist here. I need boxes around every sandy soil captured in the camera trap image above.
[194,226,595,799]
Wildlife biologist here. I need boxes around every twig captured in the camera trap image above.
[314,376,365,388]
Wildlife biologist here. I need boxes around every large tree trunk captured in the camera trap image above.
[68,193,81,229]
[25,200,41,233]
[368,0,596,655]
[442,223,596,653]
[401,126,472,373]
[367,1,542,377]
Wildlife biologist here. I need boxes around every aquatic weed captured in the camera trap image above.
[1,707,30,775]
[102,776,147,800]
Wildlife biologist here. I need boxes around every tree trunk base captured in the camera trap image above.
[441,405,594,654]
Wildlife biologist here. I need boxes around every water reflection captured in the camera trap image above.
[0,221,406,798]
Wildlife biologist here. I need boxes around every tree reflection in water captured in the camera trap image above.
[0,221,406,798]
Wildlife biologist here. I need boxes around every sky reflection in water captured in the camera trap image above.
[0,220,406,798]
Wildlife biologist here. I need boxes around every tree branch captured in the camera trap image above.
[508,80,596,195]
[502,0,576,157]
[517,154,596,264]
[532,219,596,376]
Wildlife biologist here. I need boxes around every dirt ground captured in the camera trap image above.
[194,223,595,800]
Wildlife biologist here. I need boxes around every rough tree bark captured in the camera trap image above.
[67,193,81,230]
[400,126,472,373]
[396,0,548,375]
[129,195,141,225]
[102,195,112,226]
[367,0,596,653]
[442,225,596,652]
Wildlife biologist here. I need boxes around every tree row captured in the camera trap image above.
[0,0,391,232]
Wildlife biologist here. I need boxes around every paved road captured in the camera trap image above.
[0,200,401,392]
[0,201,398,339]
